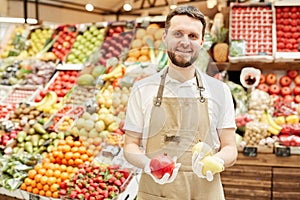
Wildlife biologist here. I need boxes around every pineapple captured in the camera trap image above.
[212,27,229,62]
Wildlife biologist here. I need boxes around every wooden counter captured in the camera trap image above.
[221,152,300,200]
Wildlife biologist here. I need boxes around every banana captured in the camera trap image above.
[36,91,58,111]
[260,112,269,124]
[266,112,282,131]
[35,94,51,110]
[267,125,280,135]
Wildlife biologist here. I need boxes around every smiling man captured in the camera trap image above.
[123,5,237,200]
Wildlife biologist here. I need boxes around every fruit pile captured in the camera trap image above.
[275,6,300,52]
[257,70,300,103]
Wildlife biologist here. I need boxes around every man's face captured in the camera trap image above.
[163,15,204,68]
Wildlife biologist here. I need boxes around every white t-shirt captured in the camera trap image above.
[124,68,236,151]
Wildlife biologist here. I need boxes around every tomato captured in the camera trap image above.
[35,95,43,102]
[54,84,62,90]
[69,76,76,83]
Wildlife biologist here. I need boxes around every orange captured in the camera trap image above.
[28,169,37,179]
[73,141,81,147]
[52,150,59,158]
[60,164,67,172]
[65,152,73,160]
[60,172,69,181]
[80,154,89,162]
[66,139,74,147]
[32,188,39,194]
[62,145,71,153]
[58,140,67,146]
[52,191,59,198]
[74,158,83,166]
[68,159,74,166]
[78,146,87,154]
[30,180,36,188]
[73,152,81,160]
[48,177,57,185]
[50,183,59,192]
[38,168,46,176]
[39,190,45,196]
[20,183,27,190]
[46,169,54,177]
[40,176,48,185]
[71,146,78,153]
[34,163,43,171]
[54,170,61,178]
[66,166,74,174]
[24,178,32,186]
[45,190,52,197]
[43,184,49,191]
[61,158,68,165]
[26,186,33,193]
[36,183,43,190]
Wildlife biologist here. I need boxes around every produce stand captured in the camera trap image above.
[222,152,300,200]
[0,1,300,199]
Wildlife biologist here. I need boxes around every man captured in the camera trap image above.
[123,5,237,200]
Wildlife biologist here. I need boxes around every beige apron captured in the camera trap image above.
[137,69,225,200]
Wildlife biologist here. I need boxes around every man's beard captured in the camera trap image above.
[167,50,198,68]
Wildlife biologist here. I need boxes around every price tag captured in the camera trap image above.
[275,146,290,157]
[243,147,257,157]
[29,193,40,200]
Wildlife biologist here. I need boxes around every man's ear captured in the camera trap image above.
[162,31,167,44]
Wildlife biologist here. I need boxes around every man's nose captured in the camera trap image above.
[180,35,190,45]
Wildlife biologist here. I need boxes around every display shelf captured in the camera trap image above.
[212,61,300,71]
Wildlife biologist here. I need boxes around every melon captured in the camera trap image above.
[77,74,95,86]
[92,65,106,78]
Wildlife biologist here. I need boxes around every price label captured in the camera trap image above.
[243,147,257,157]
[275,146,290,157]
[29,193,40,200]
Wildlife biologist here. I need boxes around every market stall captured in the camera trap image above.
[0,1,299,200]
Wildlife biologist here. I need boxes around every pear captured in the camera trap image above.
[201,156,224,175]
[192,142,213,157]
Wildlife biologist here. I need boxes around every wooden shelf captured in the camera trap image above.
[211,61,300,71]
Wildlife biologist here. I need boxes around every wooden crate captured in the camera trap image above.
[221,165,272,200]
[272,167,300,200]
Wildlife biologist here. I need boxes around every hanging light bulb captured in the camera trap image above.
[207,0,217,9]
[123,0,133,11]
[85,3,94,11]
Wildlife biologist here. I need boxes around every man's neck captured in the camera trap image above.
[168,64,196,83]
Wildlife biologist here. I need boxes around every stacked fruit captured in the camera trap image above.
[27,27,53,57]
[66,24,106,64]
[20,153,78,198]
[126,23,165,63]
[257,70,300,103]
[1,25,28,58]
[50,25,77,61]
[98,23,135,65]
[275,6,300,52]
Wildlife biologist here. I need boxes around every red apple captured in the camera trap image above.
[281,86,292,96]
[279,75,292,87]
[259,74,266,84]
[269,84,281,95]
[257,83,269,93]
[150,153,175,179]
[283,94,294,103]
[293,86,300,95]
[266,73,277,85]
[294,75,300,86]
[294,95,300,103]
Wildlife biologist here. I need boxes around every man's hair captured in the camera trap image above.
[165,5,206,37]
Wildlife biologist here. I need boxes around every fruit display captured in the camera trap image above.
[257,70,300,104]
[50,25,78,61]
[126,22,167,69]
[98,22,135,65]
[58,163,132,200]
[27,27,53,57]
[2,85,41,105]
[0,25,28,59]
[229,3,273,61]
[66,24,106,64]
[275,6,300,52]
[0,85,13,102]
[0,60,24,85]
[65,86,95,105]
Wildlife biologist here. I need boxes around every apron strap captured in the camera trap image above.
[154,68,206,106]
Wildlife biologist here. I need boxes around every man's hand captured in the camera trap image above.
[192,152,224,182]
[144,156,181,185]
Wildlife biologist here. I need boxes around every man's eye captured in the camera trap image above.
[174,32,182,37]
[189,34,198,40]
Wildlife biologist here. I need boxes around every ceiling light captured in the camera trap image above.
[85,3,94,11]
[207,0,217,9]
[169,0,177,10]
[123,3,132,11]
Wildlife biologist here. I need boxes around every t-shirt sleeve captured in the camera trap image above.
[123,84,144,133]
[217,83,237,130]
